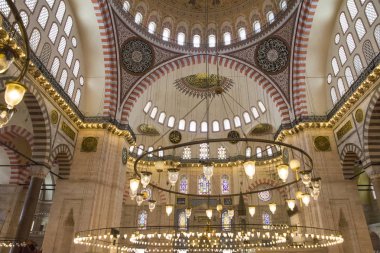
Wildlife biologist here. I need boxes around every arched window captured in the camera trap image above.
[345,67,354,87]
[59,69,67,88]
[179,175,188,194]
[346,33,356,53]
[150,107,158,119]
[331,57,339,76]
[158,112,166,124]
[253,21,261,33]
[266,11,275,24]
[40,43,51,66]
[256,147,262,158]
[48,23,58,43]
[266,146,273,156]
[193,34,201,47]
[73,60,80,77]
[162,28,170,41]
[30,29,41,52]
[208,35,216,48]
[134,12,143,24]
[137,145,144,156]
[177,32,185,45]
[189,120,197,132]
[167,116,175,128]
[66,49,73,67]
[56,1,66,24]
[355,19,366,40]
[262,212,271,225]
[25,0,37,12]
[178,211,187,230]
[251,107,259,119]
[280,0,287,10]
[258,101,266,113]
[222,211,232,231]
[137,210,148,230]
[148,22,156,34]
[64,16,73,36]
[221,175,230,194]
[340,13,349,34]
[238,27,246,40]
[353,55,363,75]
[245,147,252,158]
[223,119,231,130]
[198,174,211,195]
[363,40,376,64]
[50,57,60,77]
[38,7,49,29]
[338,46,347,65]
[243,112,251,124]
[20,11,29,28]
[223,32,231,45]
[67,80,75,98]
[74,89,81,106]
[365,2,377,25]
[337,78,345,97]
[233,116,241,128]
[217,146,227,159]
[143,101,152,113]
[58,36,66,56]
[347,0,358,20]
[123,1,130,12]
[147,146,154,157]
[331,87,338,105]
[212,120,220,132]
[158,147,164,157]
[178,119,186,130]
[201,121,208,133]
[375,25,380,49]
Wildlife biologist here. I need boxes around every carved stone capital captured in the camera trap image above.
[30,166,48,179]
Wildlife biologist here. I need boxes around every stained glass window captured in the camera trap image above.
[218,146,227,160]
[178,211,187,230]
[246,147,252,158]
[137,210,148,230]
[262,212,271,225]
[209,35,216,48]
[222,211,231,231]
[182,146,191,160]
[199,143,209,160]
[148,22,156,34]
[179,175,188,194]
[221,175,230,194]
[258,190,271,202]
[198,174,211,195]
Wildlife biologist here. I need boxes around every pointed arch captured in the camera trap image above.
[49,144,73,179]
[340,143,364,179]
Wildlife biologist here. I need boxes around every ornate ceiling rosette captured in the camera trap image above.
[174,73,234,98]
[121,38,154,75]
[256,37,289,74]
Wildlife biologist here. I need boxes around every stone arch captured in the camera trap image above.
[49,144,73,179]
[363,86,380,166]
[120,55,291,124]
[340,143,365,179]
[243,177,287,202]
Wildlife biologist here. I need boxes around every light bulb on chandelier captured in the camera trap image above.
[141,171,152,188]
[248,206,256,217]
[129,177,140,192]
[165,204,173,216]
[206,209,213,219]
[302,193,311,206]
[136,194,144,206]
[286,199,296,211]
[243,161,256,179]
[269,203,277,214]
[228,209,234,218]
[300,171,312,186]
[167,168,180,186]
[185,208,192,218]
[277,164,289,182]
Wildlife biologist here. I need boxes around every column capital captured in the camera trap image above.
[30,166,48,179]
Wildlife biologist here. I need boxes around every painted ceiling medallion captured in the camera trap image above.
[227,130,240,144]
[313,136,331,152]
[256,37,289,74]
[174,73,233,98]
[137,124,160,136]
[169,130,182,144]
[121,38,154,74]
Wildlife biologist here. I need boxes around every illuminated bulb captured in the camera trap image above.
[216,203,223,212]
[300,170,312,186]
[206,209,213,219]
[0,47,14,74]
[286,199,296,211]
[165,204,173,216]
[4,81,27,109]
[243,161,256,179]
[148,200,156,212]
[185,208,192,218]
[203,164,214,181]
[129,177,140,192]
[141,171,152,188]
[289,159,301,171]
[277,164,289,182]
[167,168,180,186]
[269,203,277,214]
[302,193,311,206]
[136,194,144,206]
[228,209,234,218]
[295,191,303,200]
[248,206,256,217]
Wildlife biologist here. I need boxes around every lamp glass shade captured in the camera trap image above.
[228,209,234,218]
[148,200,156,212]
[155,161,166,171]
[5,82,26,109]
[277,164,289,182]
[300,171,312,186]
[167,168,180,186]
[129,189,137,200]
[206,209,213,219]
[141,172,152,188]
[302,193,311,206]
[203,165,214,181]
[0,105,14,128]
[185,208,192,218]
[243,161,256,179]
[136,194,144,206]
[216,204,223,212]
[248,206,256,217]
[295,191,303,200]
[269,203,276,214]
[289,159,301,171]
[165,204,173,216]
[0,48,14,74]
[286,199,296,211]
[129,177,140,192]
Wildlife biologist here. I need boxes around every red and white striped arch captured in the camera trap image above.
[120,55,292,124]
[243,178,287,203]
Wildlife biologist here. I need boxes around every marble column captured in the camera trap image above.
[370,172,380,211]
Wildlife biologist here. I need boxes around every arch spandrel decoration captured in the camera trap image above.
[120,55,292,124]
